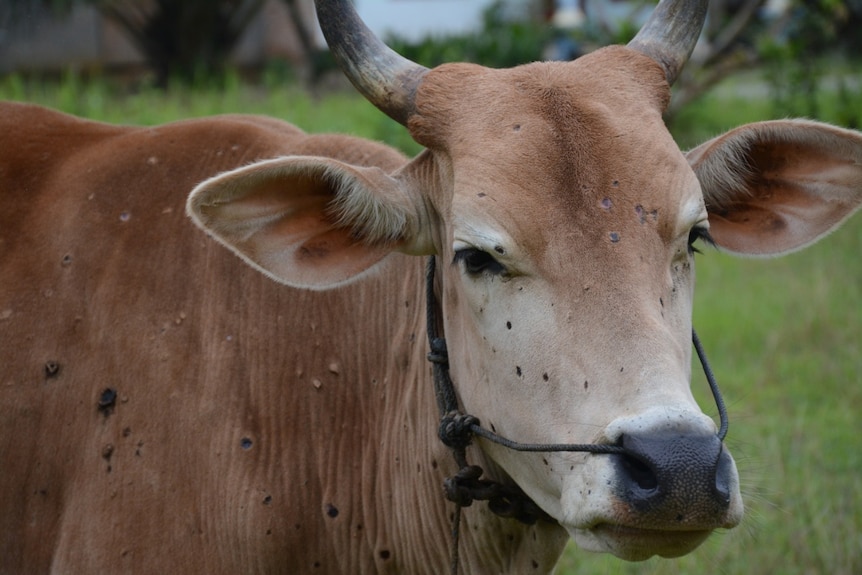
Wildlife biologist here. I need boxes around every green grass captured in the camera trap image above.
[0,71,423,156]
[2,71,860,574]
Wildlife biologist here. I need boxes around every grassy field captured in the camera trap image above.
[3,72,859,574]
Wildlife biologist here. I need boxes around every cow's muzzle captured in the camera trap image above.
[613,431,734,523]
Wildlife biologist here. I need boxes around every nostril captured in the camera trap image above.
[620,453,658,491]
[714,447,733,506]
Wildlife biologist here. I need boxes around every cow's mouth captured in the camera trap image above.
[579,523,712,560]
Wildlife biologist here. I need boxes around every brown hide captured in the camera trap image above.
[0,102,561,574]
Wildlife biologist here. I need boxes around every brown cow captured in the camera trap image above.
[2,0,861,573]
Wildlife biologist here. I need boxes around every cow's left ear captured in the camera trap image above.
[686,119,862,256]
[187,156,427,289]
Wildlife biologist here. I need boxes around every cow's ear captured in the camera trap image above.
[686,119,862,256]
[187,156,426,289]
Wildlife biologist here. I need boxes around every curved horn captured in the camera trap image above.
[628,0,708,85]
[314,0,429,126]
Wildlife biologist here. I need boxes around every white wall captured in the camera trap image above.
[355,0,496,41]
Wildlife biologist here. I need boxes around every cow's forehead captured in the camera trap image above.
[412,46,703,262]
[412,46,672,146]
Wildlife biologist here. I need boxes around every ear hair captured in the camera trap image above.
[690,119,862,210]
[688,131,758,210]
[323,163,415,246]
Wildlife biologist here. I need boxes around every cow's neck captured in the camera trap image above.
[307,254,568,572]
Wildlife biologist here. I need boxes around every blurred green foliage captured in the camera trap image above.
[757,0,861,129]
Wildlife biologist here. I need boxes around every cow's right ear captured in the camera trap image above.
[187,156,428,289]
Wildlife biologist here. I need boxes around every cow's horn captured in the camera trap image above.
[314,0,429,126]
[627,0,708,85]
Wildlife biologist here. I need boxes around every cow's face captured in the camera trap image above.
[406,48,741,558]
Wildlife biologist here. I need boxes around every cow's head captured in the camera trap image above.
[187,0,862,561]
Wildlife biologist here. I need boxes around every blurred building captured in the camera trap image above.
[0,0,318,75]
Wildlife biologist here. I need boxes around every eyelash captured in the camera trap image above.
[688,227,715,255]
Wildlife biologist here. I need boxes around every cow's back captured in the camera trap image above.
[0,102,453,573]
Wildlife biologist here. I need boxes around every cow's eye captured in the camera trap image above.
[453,248,506,276]
[687,226,714,255]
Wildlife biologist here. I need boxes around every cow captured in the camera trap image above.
[2,0,861,572]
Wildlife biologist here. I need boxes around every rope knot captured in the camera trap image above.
[427,337,448,365]
[442,465,552,525]
[438,411,479,450]
[443,465,484,507]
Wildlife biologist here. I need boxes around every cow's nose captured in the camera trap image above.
[613,432,732,516]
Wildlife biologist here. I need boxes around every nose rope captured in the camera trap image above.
[425,256,730,575]
[692,329,729,441]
